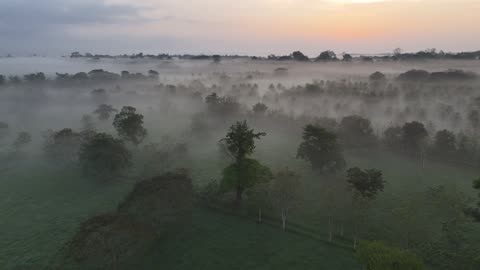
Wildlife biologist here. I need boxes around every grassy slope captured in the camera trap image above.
[141,208,359,270]
[0,159,358,270]
[1,137,479,269]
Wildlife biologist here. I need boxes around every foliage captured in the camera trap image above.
[78,133,131,177]
[221,158,273,195]
[205,92,241,116]
[292,51,310,62]
[44,128,82,163]
[347,167,385,199]
[252,103,268,115]
[369,71,386,82]
[271,168,302,229]
[221,120,266,162]
[113,106,147,145]
[62,172,193,269]
[315,50,337,61]
[338,115,377,147]
[13,131,32,150]
[402,121,428,155]
[431,129,456,155]
[297,124,346,173]
[0,121,8,139]
[94,104,117,121]
[383,126,403,150]
[356,241,427,270]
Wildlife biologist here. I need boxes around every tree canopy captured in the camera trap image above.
[113,106,147,145]
[297,124,346,173]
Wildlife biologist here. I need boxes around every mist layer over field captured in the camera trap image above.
[1,56,480,269]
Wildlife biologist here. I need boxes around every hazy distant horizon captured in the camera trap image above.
[1,0,479,56]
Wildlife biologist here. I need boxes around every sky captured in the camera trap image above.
[0,0,479,56]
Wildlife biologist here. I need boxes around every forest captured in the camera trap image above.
[1,54,480,269]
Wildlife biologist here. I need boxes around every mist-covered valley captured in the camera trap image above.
[1,56,480,270]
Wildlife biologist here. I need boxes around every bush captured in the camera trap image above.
[356,241,427,270]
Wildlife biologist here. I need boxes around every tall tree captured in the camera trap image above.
[271,168,302,230]
[221,158,273,207]
[402,121,429,167]
[113,106,147,145]
[347,167,385,249]
[220,121,267,205]
[79,133,131,177]
[13,132,32,151]
[94,104,117,121]
[297,124,346,173]
[338,115,377,147]
[221,120,266,163]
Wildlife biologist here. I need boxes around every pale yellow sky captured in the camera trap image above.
[2,0,479,55]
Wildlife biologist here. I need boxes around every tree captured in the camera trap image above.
[24,72,46,83]
[347,167,384,199]
[342,53,353,62]
[13,132,32,151]
[338,115,377,147]
[220,121,267,204]
[221,120,266,163]
[383,126,403,150]
[247,181,271,223]
[315,50,337,61]
[369,71,386,82]
[79,133,131,177]
[252,103,268,115]
[347,167,385,249]
[0,74,5,85]
[90,88,108,104]
[205,93,240,116]
[0,122,9,139]
[402,121,429,163]
[271,168,302,230]
[113,106,147,145]
[297,124,346,173]
[468,110,480,130]
[81,114,95,132]
[94,104,117,121]
[402,121,428,148]
[432,129,456,156]
[465,178,480,221]
[356,241,427,270]
[148,70,159,79]
[44,128,82,164]
[212,55,221,63]
[292,51,310,62]
[221,158,273,207]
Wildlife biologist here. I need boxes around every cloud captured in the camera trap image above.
[0,0,142,35]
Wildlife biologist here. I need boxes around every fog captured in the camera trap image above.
[1,56,480,269]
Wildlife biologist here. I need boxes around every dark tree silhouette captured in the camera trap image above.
[113,106,147,145]
[79,133,131,177]
[297,124,345,173]
[94,104,118,121]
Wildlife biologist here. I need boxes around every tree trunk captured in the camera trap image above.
[235,186,243,208]
[353,221,358,250]
[328,216,333,243]
[281,210,287,230]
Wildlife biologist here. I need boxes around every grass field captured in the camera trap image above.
[1,136,479,269]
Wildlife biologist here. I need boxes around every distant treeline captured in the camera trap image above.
[1,68,478,87]
[67,48,480,61]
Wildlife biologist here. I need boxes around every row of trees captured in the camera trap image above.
[209,120,386,251]
[0,69,160,86]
